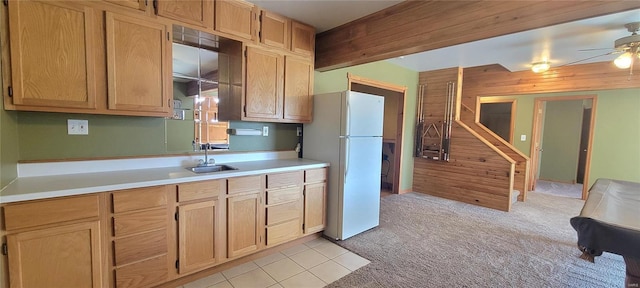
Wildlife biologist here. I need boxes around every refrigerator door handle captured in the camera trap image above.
[344,137,349,184]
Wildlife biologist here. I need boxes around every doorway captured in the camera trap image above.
[529,95,596,200]
[348,73,406,196]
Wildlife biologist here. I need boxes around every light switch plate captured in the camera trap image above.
[68,119,89,135]
[520,134,526,141]
[262,126,269,137]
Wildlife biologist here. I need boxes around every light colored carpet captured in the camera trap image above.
[534,180,584,199]
[327,192,625,288]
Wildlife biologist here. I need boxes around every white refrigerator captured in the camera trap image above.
[303,91,384,240]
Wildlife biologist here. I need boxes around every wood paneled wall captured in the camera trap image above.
[461,62,640,106]
[414,68,516,211]
[315,1,640,71]
[413,121,515,211]
[458,61,640,200]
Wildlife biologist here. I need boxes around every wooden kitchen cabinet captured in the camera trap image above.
[245,46,284,120]
[227,175,263,258]
[284,56,313,122]
[264,171,303,247]
[290,20,315,57]
[304,168,327,234]
[258,10,290,50]
[156,0,214,28]
[215,0,256,41]
[104,0,149,12]
[6,0,98,110]
[105,12,172,116]
[2,195,104,288]
[176,180,225,274]
[110,186,171,288]
[240,46,314,123]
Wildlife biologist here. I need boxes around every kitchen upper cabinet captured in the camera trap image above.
[227,175,263,258]
[291,21,315,57]
[2,195,104,288]
[242,47,314,123]
[6,0,98,110]
[245,46,284,120]
[156,0,214,29]
[105,0,149,12]
[105,12,172,116]
[176,180,225,274]
[258,10,290,50]
[215,0,256,41]
[284,56,313,122]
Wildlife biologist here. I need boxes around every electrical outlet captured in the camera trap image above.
[297,127,302,136]
[262,126,269,137]
[520,134,526,141]
[68,119,89,135]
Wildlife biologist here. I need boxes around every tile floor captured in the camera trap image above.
[178,237,370,288]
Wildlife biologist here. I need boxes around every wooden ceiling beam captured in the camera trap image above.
[315,1,640,71]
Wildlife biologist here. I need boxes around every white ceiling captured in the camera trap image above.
[245,0,640,72]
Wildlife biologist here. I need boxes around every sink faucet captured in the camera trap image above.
[198,143,216,167]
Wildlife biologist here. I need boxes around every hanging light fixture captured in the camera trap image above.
[613,22,640,72]
[531,61,551,73]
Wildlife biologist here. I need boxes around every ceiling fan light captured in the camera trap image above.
[614,52,633,69]
[531,61,550,73]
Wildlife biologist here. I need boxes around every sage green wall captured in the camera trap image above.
[314,61,419,192]
[1,60,19,188]
[489,88,640,188]
[15,111,300,160]
[538,100,583,183]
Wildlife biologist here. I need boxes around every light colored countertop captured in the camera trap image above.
[1,157,328,204]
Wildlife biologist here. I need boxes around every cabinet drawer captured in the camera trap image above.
[112,186,168,213]
[266,218,301,246]
[266,187,300,205]
[305,168,326,183]
[114,229,168,266]
[228,175,262,195]
[178,180,224,202]
[115,255,168,288]
[3,195,99,230]
[267,171,302,188]
[113,208,167,237]
[266,200,301,225]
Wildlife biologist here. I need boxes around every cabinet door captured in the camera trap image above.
[105,12,171,116]
[6,221,103,288]
[290,21,315,57]
[105,0,148,11]
[245,47,283,120]
[178,200,218,274]
[304,182,326,234]
[284,57,313,122]
[227,193,261,258]
[156,0,213,28]
[259,10,289,50]
[215,0,255,41]
[7,1,97,109]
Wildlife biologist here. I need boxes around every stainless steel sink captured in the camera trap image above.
[187,165,238,173]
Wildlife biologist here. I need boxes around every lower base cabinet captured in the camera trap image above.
[177,179,225,275]
[6,221,103,288]
[1,167,327,287]
[1,194,104,288]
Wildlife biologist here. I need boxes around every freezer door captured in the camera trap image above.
[340,136,382,239]
[344,91,384,137]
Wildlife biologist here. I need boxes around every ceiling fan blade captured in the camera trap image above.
[558,51,617,67]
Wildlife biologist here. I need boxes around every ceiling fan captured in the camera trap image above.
[565,22,640,74]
